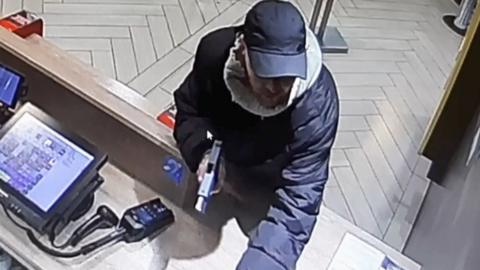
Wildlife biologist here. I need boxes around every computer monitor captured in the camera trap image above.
[0,103,107,233]
[0,65,24,108]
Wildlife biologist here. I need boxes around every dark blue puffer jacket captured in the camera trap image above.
[173,26,339,270]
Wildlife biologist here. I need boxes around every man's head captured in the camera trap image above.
[239,0,307,108]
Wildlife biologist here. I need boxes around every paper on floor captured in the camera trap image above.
[328,233,406,270]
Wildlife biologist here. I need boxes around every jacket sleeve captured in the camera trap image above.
[236,106,338,270]
[173,40,218,172]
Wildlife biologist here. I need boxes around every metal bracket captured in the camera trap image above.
[310,0,349,54]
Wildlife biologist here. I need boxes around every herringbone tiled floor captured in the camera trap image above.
[0,0,461,252]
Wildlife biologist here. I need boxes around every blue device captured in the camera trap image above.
[195,140,222,213]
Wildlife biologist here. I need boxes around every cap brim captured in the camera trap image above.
[248,49,307,79]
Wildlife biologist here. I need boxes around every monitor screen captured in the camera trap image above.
[0,112,94,212]
[0,66,22,107]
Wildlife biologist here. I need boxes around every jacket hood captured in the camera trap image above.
[223,27,323,117]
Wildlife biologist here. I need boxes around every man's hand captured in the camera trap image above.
[196,151,226,195]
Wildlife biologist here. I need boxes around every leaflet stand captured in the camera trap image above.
[310,0,349,54]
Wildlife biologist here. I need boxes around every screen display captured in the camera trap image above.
[0,113,94,212]
[0,67,22,107]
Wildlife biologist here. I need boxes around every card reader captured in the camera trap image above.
[120,198,175,243]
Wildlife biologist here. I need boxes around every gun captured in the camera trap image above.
[195,140,222,213]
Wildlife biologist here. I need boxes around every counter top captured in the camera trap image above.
[0,163,421,270]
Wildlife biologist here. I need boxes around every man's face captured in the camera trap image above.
[243,46,296,108]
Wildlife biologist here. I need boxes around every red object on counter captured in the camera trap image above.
[0,10,43,38]
[157,105,177,129]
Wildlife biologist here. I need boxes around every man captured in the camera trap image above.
[173,0,339,269]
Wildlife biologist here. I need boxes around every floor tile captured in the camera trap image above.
[292,0,313,21]
[112,38,138,83]
[327,60,400,73]
[356,131,403,208]
[351,0,431,12]
[92,50,116,79]
[418,20,458,65]
[164,5,190,46]
[160,58,194,93]
[330,149,350,167]
[333,0,348,17]
[337,17,419,29]
[48,38,111,51]
[145,86,173,115]
[41,14,148,26]
[345,148,394,233]
[181,1,249,53]
[344,8,427,21]
[414,156,432,180]
[333,131,361,149]
[414,30,453,77]
[409,39,448,89]
[2,0,21,15]
[131,26,156,72]
[337,86,386,100]
[375,100,418,170]
[338,116,369,131]
[62,0,177,3]
[197,0,219,22]
[334,73,393,87]
[338,0,355,8]
[44,3,165,15]
[383,175,430,250]
[179,0,205,34]
[324,178,354,223]
[327,170,338,188]
[333,167,383,238]
[388,74,430,129]
[45,25,130,38]
[339,100,378,115]
[404,51,441,94]
[366,115,413,190]
[23,0,43,13]
[337,27,416,40]
[382,86,424,146]
[129,47,191,95]
[147,16,174,59]
[345,38,411,51]
[215,0,235,13]
[397,62,438,115]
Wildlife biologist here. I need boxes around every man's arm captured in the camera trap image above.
[173,27,236,172]
[173,35,222,172]
[236,102,339,270]
[173,69,215,172]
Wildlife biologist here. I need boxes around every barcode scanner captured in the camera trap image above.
[69,205,119,247]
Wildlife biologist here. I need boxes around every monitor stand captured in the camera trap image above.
[46,175,104,237]
[70,193,95,222]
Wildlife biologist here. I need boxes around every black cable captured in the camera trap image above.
[49,217,72,249]
[27,231,84,258]
[2,201,127,258]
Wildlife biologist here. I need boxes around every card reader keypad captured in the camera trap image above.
[120,198,174,243]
